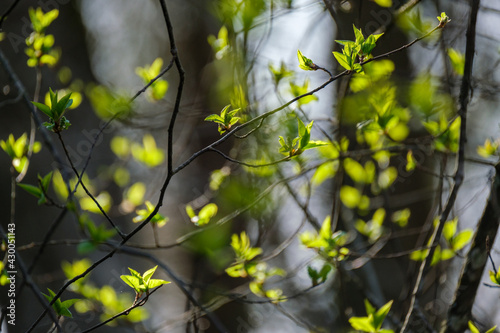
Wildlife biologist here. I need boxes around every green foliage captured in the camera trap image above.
[447,48,465,76]
[86,84,132,119]
[300,216,349,262]
[489,269,500,286]
[32,88,73,132]
[406,150,416,171]
[410,218,473,265]
[186,203,218,226]
[208,26,230,60]
[468,321,497,333]
[45,88,82,110]
[227,231,262,269]
[248,263,286,303]
[209,167,231,190]
[278,119,327,157]
[355,208,386,243]
[297,49,317,71]
[79,192,112,214]
[225,232,285,301]
[437,12,451,28]
[25,8,60,67]
[397,9,434,37]
[477,138,499,157]
[311,138,348,186]
[62,259,148,323]
[120,266,170,296]
[133,201,168,227]
[42,288,79,318]
[78,215,116,254]
[124,182,146,207]
[349,299,394,333]
[391,209,411,227]
[333,25,384,72]
[289,78,318,106]
[373,0,392,7]
[0,262,10,286]
[340,185,370,210]
[18,172,52,205]
[423,116,461,153]
[269,61,293,85]
[135,58,168,101]
[131,134,165,167]
[0,133,41,173]
[307,264,332,286]
[205,104,241,134]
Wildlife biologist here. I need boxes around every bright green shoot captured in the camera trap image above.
[42,288,79,318]
[32,88,73,132]
[349,299,394,333]
[18,172,53,205]
[133,201,168,227]
[120,266,170,297]
[297,49,318,71]
[333,25,384,73]
[300,216,349,262]
[0,133,41,173]
[468,321,496,333]
[205,104,241,134]
[279,119,327,157]
[186,203,218,226]
[135,57,168,101]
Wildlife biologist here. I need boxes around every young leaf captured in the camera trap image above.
[32,102,53,117]
[333,51,352,71]
[297,49,317,71]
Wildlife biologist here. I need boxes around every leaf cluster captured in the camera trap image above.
[349,300,394,333]
[120,266,170,296]
[135,58,168,101]
[42,288,79,318]
[18,172,52,205]
[0,133,41,173]
[300,216,349,262]
[333,25,383,73]
[205,105,241,135]
[32,88,73,132]
[279,119,326,157]
[25,8,60,67]
[186,203,218,226]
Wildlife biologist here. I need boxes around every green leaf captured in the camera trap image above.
[451,229,473,251]
[344,158,367,183]
[340,185,361,208]
[486,326,498,333]
[18,183,42,198]
[32,102,53,117]
[142,266,157,284]
[198,203,218,226]
[489,270,500,285]
[447,48,464,76]
[54,92,73,117]
[204,114,224,123]
[374,0,392,7]
[297,49,316,71]
[468,321,480,333]
[353,25,364,44]
[349,315,376,331]
[333,51,351,70]
[374,300,393,330]
[147,278,170,289]
[121,274,141,292]
[406,150,416,171]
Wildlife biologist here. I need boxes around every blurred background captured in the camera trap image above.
[1,0,500,332]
